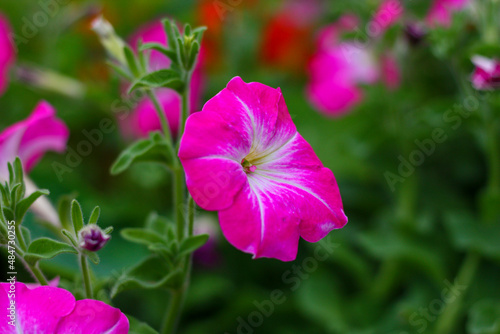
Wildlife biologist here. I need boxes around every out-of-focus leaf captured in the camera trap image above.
[128,315,159,334]
[128,70,183,93]
[179,234,209,256]
[444,212,500,261]
[468,300,500,334]
[24,238,77,265]
[111,132,172,175]
[121,228,166,246]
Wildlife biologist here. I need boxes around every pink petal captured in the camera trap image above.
[0,282,75,334]
[182,77,347,261]
[381,53,401,89]
[55,299,129,334]
[371,0,403,34]
[0,13,15,95]
[306,78,363,116]
[426,0,469,27]
[0,282,16,334]
[0,101,69,175]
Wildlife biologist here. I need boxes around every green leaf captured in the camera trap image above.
[111,255,182,298]
[179,234,209,256]
[15,189,50,223]
[57,194,75,231]
[468,300,500,334]
[444,212,500,261]
[85,251,100,265]
[20,226,31,246]
[124,45,140,77]
[24,237,77,265]
[62,229,78,248]
[89,206,101,225]
[139,43,177,63]
[110,132,172,175]
[128,315,159,334]
[121,228,166,246]
[128,70,183,93]
[144,212,171,235]
[106,61,133,81]
[162,19,177,52]
[71,200,84,235]
[187,41,200,70]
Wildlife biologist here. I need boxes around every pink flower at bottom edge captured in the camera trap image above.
[179,77,348,261]
[0,13,15,96]
[0,282,129,334]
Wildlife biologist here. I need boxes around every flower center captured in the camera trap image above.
[241,158,257,173]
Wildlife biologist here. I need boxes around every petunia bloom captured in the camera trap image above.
[179,77,348,261]
[120,21,204,139]
[307,15,401,116]
[471,55,500,91]
[0,282,129,333]
[307,34,379,116]
[370,0,403,35]
[0,101,69,226]
[426,0,469,27]
[0,13,15,96]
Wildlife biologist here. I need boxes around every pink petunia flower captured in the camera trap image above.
[0,101,69,226]
[179,77,348,261]
[307,40,379,116]
[120,21,204,139]
[370,0,403,35]
[0,13,15,96]
[426,0,469,27]
[0,282,129,333]
[471,55,500,90]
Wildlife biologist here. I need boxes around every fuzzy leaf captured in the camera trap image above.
[24,238,77,265]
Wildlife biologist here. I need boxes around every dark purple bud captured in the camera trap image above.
[78,224,111,252]
[404,23,427,46]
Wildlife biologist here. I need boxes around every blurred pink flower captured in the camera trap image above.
[193,215,221,267]
[0,101,69,176]
[381,54,401,89]
[426,0,469,27]
[0,13,15,96]
[0,101,69,226]
[471,55,500,90]
[371,0,403,34]
[0,282,129,333]
[307,16,402,116]
[179,77,347,261]
[120,21,204,139]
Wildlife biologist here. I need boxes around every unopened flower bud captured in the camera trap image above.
[78,224,110,252]
[91,15,127,65]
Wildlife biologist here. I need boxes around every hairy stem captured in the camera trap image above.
[147,89,173,143]
[160,289,185,334]
[80,255,93,298]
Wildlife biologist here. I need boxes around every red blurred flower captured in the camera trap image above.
[260,0,322,73]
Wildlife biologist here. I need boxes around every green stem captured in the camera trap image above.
[31,264,49,285]
[80,255,93,298]
[15,224,28,252]
[178,72,192,144]
[370,259,399,301]
[174,167,185,242]
[147,89,173,143]
[160,289,185,334]
[434,252,480,334]
[187,196,194,237]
